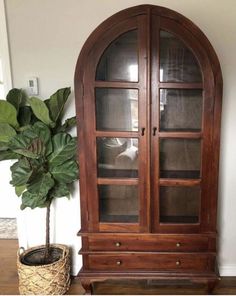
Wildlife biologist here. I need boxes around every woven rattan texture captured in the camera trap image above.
[17,244,70,295]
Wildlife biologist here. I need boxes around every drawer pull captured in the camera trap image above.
[116,260,122,265]
[176,260,181,266]
[176,242,181,247]
[115,242,121,247]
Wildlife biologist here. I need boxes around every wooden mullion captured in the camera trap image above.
[137,12,150,233]
[159,82,203,89]
[159,132,202,139]
[150,14,160,233]
[159,179,201,187]
[97,178,138,185]
[99,223,139,232]
[94,81,140,89]
[95,131,139,138]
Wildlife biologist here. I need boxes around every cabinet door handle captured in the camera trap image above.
[141,127,145,136]
[153,127,157,136]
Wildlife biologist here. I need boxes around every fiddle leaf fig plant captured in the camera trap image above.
[0,87,78,263]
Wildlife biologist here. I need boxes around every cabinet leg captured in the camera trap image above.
[80,279,93,295]
[207,279,217,295]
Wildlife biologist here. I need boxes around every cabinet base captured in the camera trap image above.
[77,270,220,295]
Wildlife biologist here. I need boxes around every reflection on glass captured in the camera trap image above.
[160,186,200,223]
[160,31,202,82]
[99,185,139,222]
[160,139,201,179]
[96,88,138,132]
[96,30,138,82]
[97,137,138,178]
[160,89,203,131]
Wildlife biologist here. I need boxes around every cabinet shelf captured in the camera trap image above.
[160,170,200,179]
[100,215,139,223]
[160,216,199,224]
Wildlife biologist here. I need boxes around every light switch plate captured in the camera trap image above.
[28,77,38,95]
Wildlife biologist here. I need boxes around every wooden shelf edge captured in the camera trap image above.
[77,230,217,237]
[76,269,220,280]
[78,249,217,255]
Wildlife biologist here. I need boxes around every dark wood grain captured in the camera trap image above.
[74,4,223,294]
[159,82,203,89]
[87,253,214,272]
[158,132,202,138]
[87,234,210,252]
[159,179,201,186]
[97,178,138,185]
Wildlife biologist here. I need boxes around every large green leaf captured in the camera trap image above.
[15,185,26,197]
[18,106,32,126]
[50,159,78,183]
[8,128,44,159]
[27,172,54,196]
[0,141,8,151]
[27,97,54,126]
[45,87,71,122]
[32,122,52,155]
[20,172,55,210]
[48,133,76,168]
[56,116,76,133]
[0,150,19,161]
[0,100,19,128]
[0,123,16,142]
[49,182,70,198]
[10,158,32,186]
[6,88,23,113]
[21,191,48,210]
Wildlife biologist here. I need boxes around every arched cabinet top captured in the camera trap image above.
[74,4,222,90]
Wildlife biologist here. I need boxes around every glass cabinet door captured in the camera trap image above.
[89,20,149,232]
[78,13,215,234]
[152,27,204,233]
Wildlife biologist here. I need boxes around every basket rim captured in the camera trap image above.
[17,243,69,268]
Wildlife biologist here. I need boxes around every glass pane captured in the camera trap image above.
[160,186,200,223]
[160,139,201,179]
[96,30,138,82]
[160,31,202,82]
[99,185,139,222]
[160,89,203,132]
[96,88,138,131]
[97,137,138,178]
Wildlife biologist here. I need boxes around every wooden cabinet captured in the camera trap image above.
[74,5,222,294]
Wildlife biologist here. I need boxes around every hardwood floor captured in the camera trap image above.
[0,239,19,295]
[1,239,236,295]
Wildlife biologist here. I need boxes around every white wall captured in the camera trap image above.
[0,160,18,217]
[4,0,236,276]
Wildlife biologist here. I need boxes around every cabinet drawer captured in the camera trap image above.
[88,253,214,272]
[88,235,209,252]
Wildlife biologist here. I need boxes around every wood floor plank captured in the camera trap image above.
[0,239,19,295]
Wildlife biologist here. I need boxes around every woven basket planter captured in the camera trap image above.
[17,244,71,295]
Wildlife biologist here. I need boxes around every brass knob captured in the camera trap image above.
[115,242,121,247]
[116,260,122,265]
[176,260,181,266]
[176,242,181,247]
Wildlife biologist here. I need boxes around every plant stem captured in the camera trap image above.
[44,202,51,262]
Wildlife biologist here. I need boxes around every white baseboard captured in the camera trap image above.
[71,263,81,276]
[219,264,236,276]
